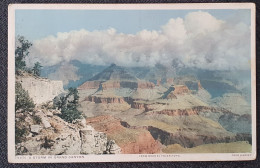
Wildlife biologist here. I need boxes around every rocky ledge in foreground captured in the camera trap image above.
[15,103,121,155]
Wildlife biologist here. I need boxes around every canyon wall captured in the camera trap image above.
[78,81,101,90]
[16,76,64,105]
[150,106,214,116]
[101,81,121,89]
[79,80,155,91]
[137,81,155,89]
[173,85,190,95]
[86,115,161,154]
[85,96,126,104]
[147,126,251,148]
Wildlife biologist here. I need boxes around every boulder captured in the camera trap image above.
[79,126,108,154]
[107,140,121,154]
[30,125,42,134]
[46,111,53,117]
[42,118,51,128]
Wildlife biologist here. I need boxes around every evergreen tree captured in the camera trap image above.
[32,62,42,76]
[15,36,32,72]
[15,82,35,112]
[54,87,83,123]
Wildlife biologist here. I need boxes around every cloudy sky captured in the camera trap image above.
[15,9,251,70]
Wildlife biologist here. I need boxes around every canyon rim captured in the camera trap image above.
[8,3,256,162]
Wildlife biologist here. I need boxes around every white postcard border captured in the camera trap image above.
[8,3,256,163]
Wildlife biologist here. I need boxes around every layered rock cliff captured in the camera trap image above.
[85,96,126,104]
[16,75,64,105]
[79,80,155,91]
[173,85,190,95]
[147,126,250,148]
[78,81,102,90]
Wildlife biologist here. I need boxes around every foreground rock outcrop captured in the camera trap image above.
[15,105,121,155]
[15,74,121,155]
[16,74,64,105]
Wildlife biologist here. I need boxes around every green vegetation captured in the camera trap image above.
[15,36,42,76]
[41,137,54,149]
[32,115,42,125]
[15,36,32,72]
[32,62,42,76]
[15,82,35,112]
[54,87,83,123]
[15,125,29,144]
[15,82,35,144]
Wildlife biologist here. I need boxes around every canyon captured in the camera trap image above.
[76,64,252,153]
[15,63,252,155]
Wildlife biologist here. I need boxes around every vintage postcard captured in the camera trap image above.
[8,3,256,163]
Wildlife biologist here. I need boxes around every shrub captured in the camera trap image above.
[15,36,32,72]
[54,87,83,123]
[59,108,82,123]
[32,62,42,76]
[41,137,54,149]
[32,115,42,125]
[15,124,29,144]
[15,82,35,112]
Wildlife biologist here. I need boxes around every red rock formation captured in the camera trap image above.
[157,79,161,86]
[80,80,155,90]
[167,78,174,85]
[101,81,121,90]
[78,81,101,90]
[166,92,177,99]
[173,85,190,95]
[86,115,161,154]
[86,115,124,134]
[120,131,161,154]
[138,81,155,89]
[150,106,217,116]
[131,102,155,112]
[85,96,126,104]
[131,102,146,110]
[154,108,199,116]
[198,81,203,90]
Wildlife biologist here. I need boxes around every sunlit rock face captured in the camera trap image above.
[16,75,64,105]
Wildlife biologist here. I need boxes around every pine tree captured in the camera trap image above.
[32,62,42,76]
[15,82,35,112]
[54,87,83,123]
[15,36,32,73]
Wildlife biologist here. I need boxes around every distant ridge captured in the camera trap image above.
[89,63,138,81]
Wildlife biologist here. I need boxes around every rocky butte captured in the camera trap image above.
[78,64,155,91]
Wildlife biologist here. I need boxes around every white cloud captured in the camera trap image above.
[184,11,224,35]
[26,11,251,70]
